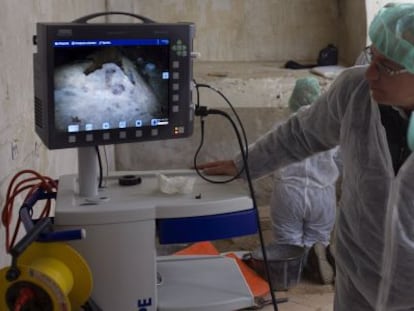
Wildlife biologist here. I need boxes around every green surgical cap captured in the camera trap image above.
[369,2,414,73]
[288,77,320,112]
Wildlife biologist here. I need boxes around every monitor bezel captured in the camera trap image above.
[34,22,195,150]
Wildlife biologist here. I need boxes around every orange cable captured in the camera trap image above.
[1,170,57,253]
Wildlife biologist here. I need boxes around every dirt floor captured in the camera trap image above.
[213,204,335,311]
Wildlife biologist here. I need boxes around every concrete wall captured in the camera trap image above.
[0,0,373,271]
[129,0,341,63]
[338,0,367,65]
[108,0,365,64]
[0,0,105,268]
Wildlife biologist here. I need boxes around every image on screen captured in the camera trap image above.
[53,39,170,134]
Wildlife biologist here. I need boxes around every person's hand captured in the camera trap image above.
[196,160,238,176]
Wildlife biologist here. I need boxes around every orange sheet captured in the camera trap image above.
[174,241,270,298]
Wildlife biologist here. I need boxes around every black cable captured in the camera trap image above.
[192,79,280,309]
[82,298,103,311]
[195,83,248,158]
[72,11,156,24]
[193,113,240,184]
[102,145,109,187]
[193,83,248,183]
[94,146,103,188]
[199,108,279,310]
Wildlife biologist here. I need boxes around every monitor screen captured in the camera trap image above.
[34,22,195,149]
[54,39,170,133]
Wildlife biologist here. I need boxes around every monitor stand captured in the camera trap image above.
[77,146,101,201]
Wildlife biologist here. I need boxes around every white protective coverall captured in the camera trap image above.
[234,66,413,310]
[270,146,340,248]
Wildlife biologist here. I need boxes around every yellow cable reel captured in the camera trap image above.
[0,242,92,311]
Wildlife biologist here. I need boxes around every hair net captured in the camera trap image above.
[369,2,414,73]
[288,77,321,112]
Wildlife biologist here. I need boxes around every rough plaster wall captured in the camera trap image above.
[108,0,340,62]
[338,0,366,65]
[0,0,109,270]
[193,62,333,108]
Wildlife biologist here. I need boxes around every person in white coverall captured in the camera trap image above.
[269,77,340,285]
[197,3,414,310]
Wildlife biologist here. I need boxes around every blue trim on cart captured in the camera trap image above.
[157,208,258,244]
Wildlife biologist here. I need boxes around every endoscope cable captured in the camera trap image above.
[192,84,280,311]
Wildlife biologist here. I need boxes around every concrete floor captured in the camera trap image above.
[260,282,334,311]
[214,204,335,311]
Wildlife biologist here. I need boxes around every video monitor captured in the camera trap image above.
[33,21,195,149]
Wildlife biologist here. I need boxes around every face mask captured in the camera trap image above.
[408,114,414,151]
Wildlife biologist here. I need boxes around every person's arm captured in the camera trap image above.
[231,102,337,179]
[196,160,238,176]
[199,67,364,179]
